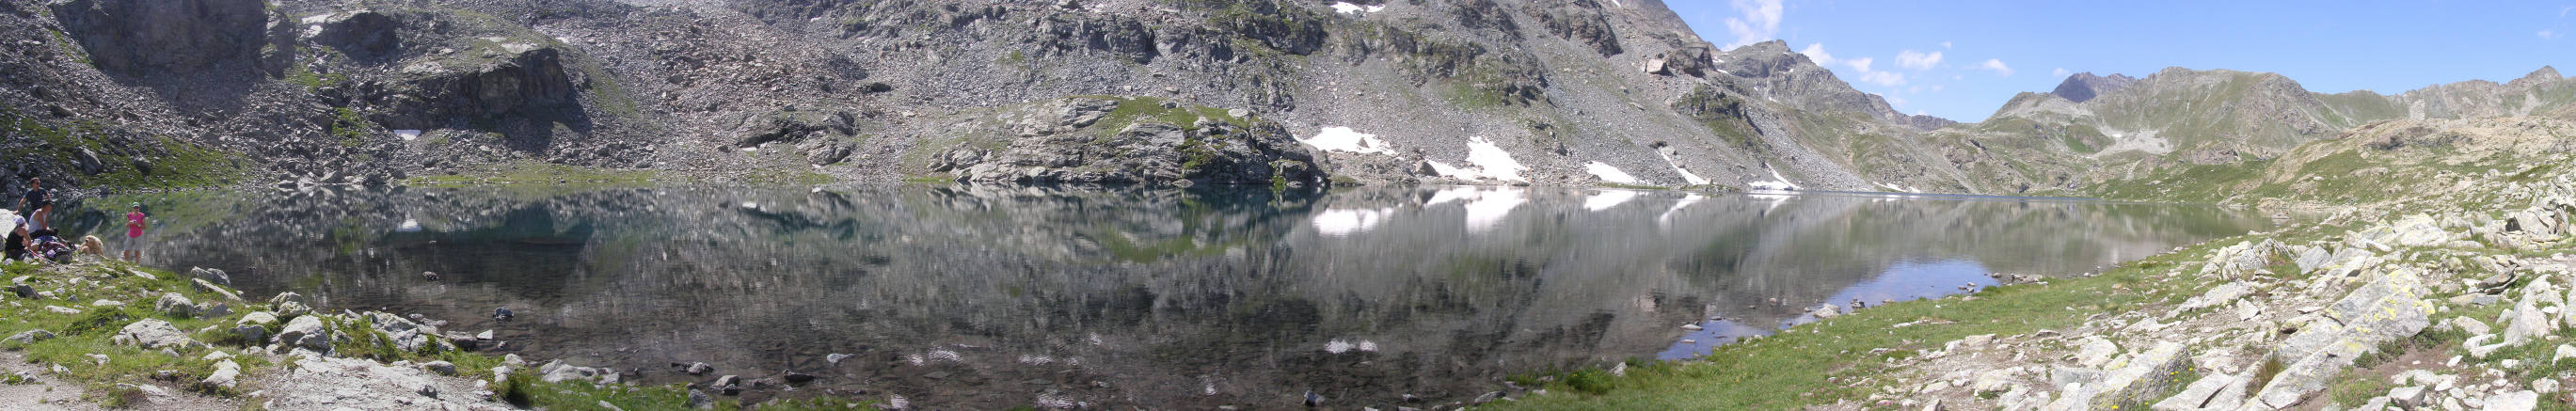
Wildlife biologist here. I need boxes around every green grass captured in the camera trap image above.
[1672,87,1763,150]
[2087,159,2270,203]
[46,28,90,67]
[330,106,371,148]
[1081,96,1252,136]
[1,110,250,190]
[0,258,871,409]
[900,174,958,184]
[1487,240,2233,409]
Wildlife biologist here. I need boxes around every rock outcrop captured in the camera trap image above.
[2048,72,2139,103]
[48,0,269,75]
[937,97,1326,186]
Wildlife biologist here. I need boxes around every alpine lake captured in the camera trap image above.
[40,183,2270,409]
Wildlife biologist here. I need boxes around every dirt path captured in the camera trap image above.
[0,351,236,410]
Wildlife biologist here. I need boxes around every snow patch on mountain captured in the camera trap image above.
[1424,137,1528,182]
[1583,162,1639,184]
[1300,126,1395,155]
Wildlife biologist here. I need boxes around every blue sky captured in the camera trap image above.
[1668,1,2576,121]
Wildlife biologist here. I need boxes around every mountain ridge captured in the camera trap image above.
[0,0,2567,201]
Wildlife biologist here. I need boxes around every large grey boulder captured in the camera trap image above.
[5,329,55,344]
[2390,214,2455,246]
[2178,282,2253,312]
[111,319,203,350]
[153,292,196,318]
[2250,267,2433,407]
[2150,372,2239,411]
[2489,390,2538,411]
[197,360,240,390]
[2086,341,2192,407]
[310,10,401,60]
[2291,246,2332,274]
[278,315,331,351]
[2504,277,2562,345]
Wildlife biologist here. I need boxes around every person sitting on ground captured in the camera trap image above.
[15,177,46,231]
[3,218,24,261]
[27,228,70,262]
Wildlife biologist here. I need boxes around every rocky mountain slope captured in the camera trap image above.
[0,0,2031,198]
[3,0,2569,201]
[1932,66,2576,196]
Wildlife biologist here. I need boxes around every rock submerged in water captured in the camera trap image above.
[189,267,231,286]
[1813,304,1843,319]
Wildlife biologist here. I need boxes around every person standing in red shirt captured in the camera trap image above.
[123,203,146,262]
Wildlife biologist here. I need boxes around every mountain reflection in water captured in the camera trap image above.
[46,184,2266,409]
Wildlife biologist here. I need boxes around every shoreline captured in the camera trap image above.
[1487,186,2576,408]
[0,257,870,410]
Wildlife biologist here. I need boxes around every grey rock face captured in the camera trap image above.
[2049,72,2139,103]
[48,0,269,75]
[946,98,1326,186]
[1533,0,1621,56]
[313,11,402,60]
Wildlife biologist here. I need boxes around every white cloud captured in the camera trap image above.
[1885,96,1907,107]
[1896,50,1942,71]
[1930,85,1943,92]
[2052,68,2071,77]
[1906,86,1921,93]
[1798,43,1836,66]
[2545,29,2566,40]
[1853,70,1904,87]
[1940,41,1953,49]
[1799,45,1904,87]
[1980,58,2014,76]
[1722,0,1785,49]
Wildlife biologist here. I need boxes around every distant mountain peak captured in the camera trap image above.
[2047,72,2138,103]
[2511,66,2564,87]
